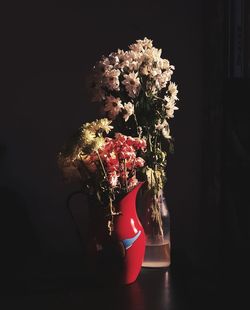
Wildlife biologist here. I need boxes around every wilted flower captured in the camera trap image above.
[58,120,146,197]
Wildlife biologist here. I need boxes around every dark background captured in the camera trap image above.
[1,0,250,303]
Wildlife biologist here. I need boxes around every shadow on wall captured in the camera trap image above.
[0,143,40,293]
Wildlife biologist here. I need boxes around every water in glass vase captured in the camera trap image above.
[142,240,170,268]
[137,187,171,268]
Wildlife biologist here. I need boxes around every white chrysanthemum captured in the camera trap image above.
[155,119,171,139]
[123,102,134,122]
[158,58,170,70]
[114,50,135,70]
[130,49,144,61]
[169,65,175,74]
[164,96,179,119]
[149,67,162,78]
[104,69,120,91]
[168,82,178,100]
[154,70,170,90]
[155,119,166,130]
[116,50,142,71]
[129,40,145,53]
[122,72,141,98]
[129,37,153,52]
[140,63,152,76]
[104,96,123,119]
[153,47,162,61]
[140,37,153,49]
[129,43,143,53]
[108,52,120,66]
[100,57,112,68]
[128,62,140,72]
[164,68,174,82]
[144,47,162,64]
[115,49,128,69]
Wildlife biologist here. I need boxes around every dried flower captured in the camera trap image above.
[58,119,146,201]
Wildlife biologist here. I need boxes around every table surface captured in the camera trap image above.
[1,261,249,310]
[0,267,218,310]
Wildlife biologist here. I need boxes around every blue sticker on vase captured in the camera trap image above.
[122,230,141,250]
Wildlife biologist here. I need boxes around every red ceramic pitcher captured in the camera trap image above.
[68,182,145,285]
[113,181,146,284]
[85,182,145,285]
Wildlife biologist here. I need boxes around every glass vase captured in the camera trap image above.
[137,187,171,268]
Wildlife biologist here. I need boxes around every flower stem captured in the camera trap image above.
[107,196,122,236]
[148,134,153,152]
[96,150,107,178]
[108,196,114,236]
[133,114,142,138]
[152,94,165,102]
[124,159,128,192]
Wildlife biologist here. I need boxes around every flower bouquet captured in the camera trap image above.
[58,118,147,283]
[58,118,146,235]
[58,37,179,278]
[89,37,179,267]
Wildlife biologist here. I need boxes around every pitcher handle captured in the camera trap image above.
[66,190,86,248]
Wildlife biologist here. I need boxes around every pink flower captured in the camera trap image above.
[118,145,136,160]
[125,159,135,170]
[82,132,146,193]
[134,157,145,168]
[114,133,127,145]
[133,138,147,150]
[105,153,119,172]
[126,136,136,146]
[119,170,129,183]
[128,176,138,190]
